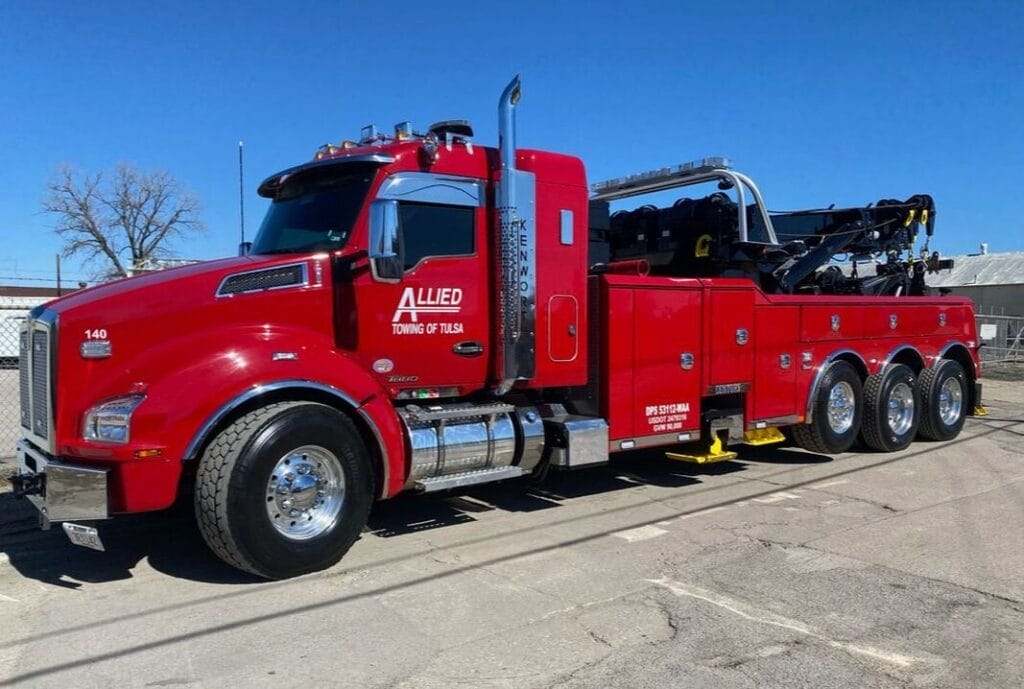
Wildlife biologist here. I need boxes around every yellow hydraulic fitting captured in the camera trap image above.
[666,432,738,464]
[743,427,786,446]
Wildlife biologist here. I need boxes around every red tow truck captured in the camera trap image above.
[10,77,982,578]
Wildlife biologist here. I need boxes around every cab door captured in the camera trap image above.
[353,173,489,395]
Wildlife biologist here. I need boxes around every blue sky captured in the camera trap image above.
[1,1,1021,284]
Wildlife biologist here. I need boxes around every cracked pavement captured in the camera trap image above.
[0,379,1022,688]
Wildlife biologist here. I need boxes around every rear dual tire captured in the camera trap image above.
[916,360,968,441]
[792,361,863,454]
[860,364,920,452]
[797,359,968,456]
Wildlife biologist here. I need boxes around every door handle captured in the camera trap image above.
[453,341,485,357]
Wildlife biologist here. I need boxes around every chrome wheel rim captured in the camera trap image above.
[827,381,856,434]
[938,377,963,427]
[886,382,915,436]
[265,445,345,540]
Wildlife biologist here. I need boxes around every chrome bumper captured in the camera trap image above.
[13,439,109,528]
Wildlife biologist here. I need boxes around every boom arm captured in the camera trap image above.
[589,160,946,297]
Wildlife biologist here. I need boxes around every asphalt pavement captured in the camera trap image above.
[0,379,1022,688]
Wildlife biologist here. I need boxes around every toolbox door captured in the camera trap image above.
[704,287,755,393]
[752,305,799,421]
[631,286,702,441]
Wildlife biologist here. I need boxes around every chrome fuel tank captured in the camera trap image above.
[397,402,544,487]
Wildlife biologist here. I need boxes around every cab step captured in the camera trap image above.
[415,466,526,492]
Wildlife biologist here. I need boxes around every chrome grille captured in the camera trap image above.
[31,329,50,438]
[18,330,29,430]
[20,316,54,449]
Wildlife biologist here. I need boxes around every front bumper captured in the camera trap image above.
[11,439,109,528]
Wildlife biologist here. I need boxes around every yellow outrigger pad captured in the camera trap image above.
[974,405,989,417]
[666,433,737,464]
[743,427,786,446]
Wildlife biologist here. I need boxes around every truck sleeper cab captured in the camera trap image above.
[10,77,982,578]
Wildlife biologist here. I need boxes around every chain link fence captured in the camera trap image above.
[0,306,27,460]
[975,308,1024,381]
[975,311,1024,364]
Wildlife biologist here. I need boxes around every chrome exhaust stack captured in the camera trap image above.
[495,75,536,394]
[498,76,521,184]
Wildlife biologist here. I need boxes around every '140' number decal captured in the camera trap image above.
[85,329,108,339]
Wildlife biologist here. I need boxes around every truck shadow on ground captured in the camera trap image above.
[365,444,827,537]
[0,493,260,588]
[0,444,830,587]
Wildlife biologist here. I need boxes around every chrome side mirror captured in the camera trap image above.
[368,199,403,282]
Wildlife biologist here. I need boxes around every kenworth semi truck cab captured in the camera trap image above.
[10,77,982,578]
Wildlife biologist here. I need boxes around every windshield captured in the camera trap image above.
[251,164,376,255]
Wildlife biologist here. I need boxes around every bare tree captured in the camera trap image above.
[44,164,204,279]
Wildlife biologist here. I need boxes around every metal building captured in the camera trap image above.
[924,250,1024,316]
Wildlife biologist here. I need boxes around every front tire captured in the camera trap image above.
[793,360,863,454]
[917,360,968,441]
[860,364,920,452]
[195,402,373,579]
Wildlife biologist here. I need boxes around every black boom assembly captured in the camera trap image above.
[589,161,952,297]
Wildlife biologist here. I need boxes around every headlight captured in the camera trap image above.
[82,394,145,444]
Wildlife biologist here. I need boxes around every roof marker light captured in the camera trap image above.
[394,122,413,140]
[360,124,379,144]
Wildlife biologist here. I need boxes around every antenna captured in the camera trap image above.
[238,141,246,244]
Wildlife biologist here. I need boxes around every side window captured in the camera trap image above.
[398,202,475,271]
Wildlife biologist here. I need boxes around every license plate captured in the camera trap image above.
[62,523,105,552]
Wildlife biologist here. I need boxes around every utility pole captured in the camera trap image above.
[238,141,246,245]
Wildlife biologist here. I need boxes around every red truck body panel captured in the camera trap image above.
[595,274,977,452]
[507,150,590,389]
[600,276,704,442]
[42,252,414,509]
[754,305,800,421]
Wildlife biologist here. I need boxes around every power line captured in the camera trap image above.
[0,266,93,278]
[0,276,96,284]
